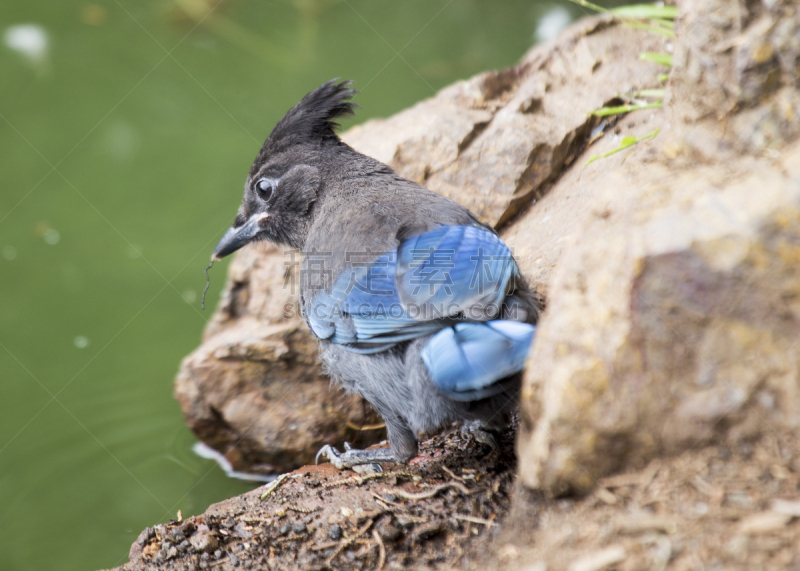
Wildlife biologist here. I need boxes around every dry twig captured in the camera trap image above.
[452,513,497,527]
[393,481,473,501]
[373,529,386,569]
[260,474,290,500]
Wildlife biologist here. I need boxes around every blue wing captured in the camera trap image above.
[306,224,536,398]
[307,225,518,349]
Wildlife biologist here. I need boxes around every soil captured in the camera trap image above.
[117,425,518,571]
[114,424,800,571]
[489,430,800,571]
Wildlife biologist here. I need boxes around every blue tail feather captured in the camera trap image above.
[421,320,535,401]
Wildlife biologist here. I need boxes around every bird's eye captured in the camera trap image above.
[255,177,277,201]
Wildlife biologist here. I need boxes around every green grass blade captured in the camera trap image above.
[635,88,666,98]
[640,52,673,67]
[611,5,678,19]
[586,128,660,165]
[564,0,609,14]
[588,101,662,117]
[649,17,677,29]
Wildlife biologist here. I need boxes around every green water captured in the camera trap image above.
[0,1,606,568]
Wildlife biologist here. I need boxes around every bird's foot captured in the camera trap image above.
[460,421,500,453]
[315,441,396,473]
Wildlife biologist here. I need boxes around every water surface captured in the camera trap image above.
[0,1,610,568]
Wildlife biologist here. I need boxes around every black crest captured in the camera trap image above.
[262,79,358,154]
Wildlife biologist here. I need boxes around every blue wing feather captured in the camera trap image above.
[308,225,516,345]
[396,226,514,317]
[307,224,534,396]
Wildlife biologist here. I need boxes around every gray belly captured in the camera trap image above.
[319,339,465,435]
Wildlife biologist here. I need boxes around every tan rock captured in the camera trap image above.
[345,17,666,227]
[568,545,626,571]
[174,242,384,475]
[517,0,800,494]
[737,511,793,535]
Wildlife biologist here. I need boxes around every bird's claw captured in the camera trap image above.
[314,443,395,472]
[315,444,334,466]
[353,463,383,475]
[461,422,500,453]
[315,444,349,469]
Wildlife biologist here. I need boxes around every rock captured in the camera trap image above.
[344,16,665,228]
[568,545,626,571]
[189,525,218,553]
[771,499,800,517]
[737,511,792,535]
[178,13,665,473]
[174,242,385,474]
[517,0,800,494]
[327,523,342,540]
[412,520,445,542]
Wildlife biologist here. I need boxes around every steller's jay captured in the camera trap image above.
[212,80,538,470]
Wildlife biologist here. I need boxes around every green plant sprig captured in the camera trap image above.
[586,128,660,165]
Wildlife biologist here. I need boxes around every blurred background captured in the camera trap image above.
[0,1,618,569]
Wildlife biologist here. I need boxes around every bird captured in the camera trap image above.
[211,79,539,471]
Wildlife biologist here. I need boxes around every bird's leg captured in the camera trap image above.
[315,442,396,472]
[460,420,500,453]
[316,419,417,473]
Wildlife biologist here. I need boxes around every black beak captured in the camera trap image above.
[212,213,268,261]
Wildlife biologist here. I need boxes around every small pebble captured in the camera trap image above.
[378,523,402,542]
[214,549,222,559]
[293,522,307,534]
[738,511,792,534]
[137,529,151,546]
[279,523,291,536]
[235,523,253,539]
[228,552,240,566]
[328,523,343,540]
[412,521,445,541]
[189,529,218,553]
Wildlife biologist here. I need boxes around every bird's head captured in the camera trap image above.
[212,79,357,259]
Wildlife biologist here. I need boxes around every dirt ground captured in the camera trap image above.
[488,432,800,570]
[117,425,517,571]
[114,419,800,571]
